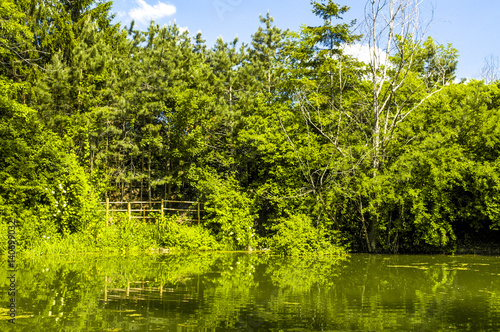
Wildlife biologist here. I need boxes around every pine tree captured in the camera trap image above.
[121,22,216,201]
[249,12,287,97]
[206,37,249,172]
[0,0,38,101]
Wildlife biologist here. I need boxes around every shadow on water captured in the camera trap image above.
[2,253,500,331]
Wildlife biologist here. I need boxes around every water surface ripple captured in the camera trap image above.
[2,253,500,331]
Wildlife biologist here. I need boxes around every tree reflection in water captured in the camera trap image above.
[1,253,500,331]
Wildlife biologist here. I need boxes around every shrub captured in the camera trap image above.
[95,213,157,252]
[0,91,102,252]
[157,215,219,250]
[195,170,257,250]
[269,214,346,256]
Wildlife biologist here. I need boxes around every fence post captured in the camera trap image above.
[104,276,108,302]
[161,199,164,219]
[128,202,131,221]
[197,202,200,226]
[106,197,109,226]
[142,202,145,223]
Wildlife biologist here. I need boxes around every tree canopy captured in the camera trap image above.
[1,0,500,254]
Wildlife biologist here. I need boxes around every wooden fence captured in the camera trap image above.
[103,275,200,303]
[101,198,203,225]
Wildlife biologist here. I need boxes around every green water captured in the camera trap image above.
[2,253,500,331]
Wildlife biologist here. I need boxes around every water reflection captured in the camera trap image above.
[2,253,500,331]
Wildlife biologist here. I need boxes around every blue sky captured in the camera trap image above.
[110,0,500,80]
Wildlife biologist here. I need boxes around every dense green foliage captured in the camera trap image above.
[1,0,500,255]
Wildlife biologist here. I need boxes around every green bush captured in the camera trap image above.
[0,85,103,253]
[195,170,258,250]
[95,213,157,252]
[269,214,346,256]
[157,215,219,250]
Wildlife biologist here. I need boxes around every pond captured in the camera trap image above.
[2,252,500,331]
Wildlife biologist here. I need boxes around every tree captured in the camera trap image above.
[355,0,459,250]
[0,77,99,248]
[386,82,500,252]
[277,0,459,252]
[278,0,364,238]
[35,18,132,201]
[418,37,458,88]
[249,12,287,97]
[205,36,250,174]
[304,0,361,109]
[0,0,39,99]
[481,55,500,84]
[364,0,426,175]
[122,22,218,201]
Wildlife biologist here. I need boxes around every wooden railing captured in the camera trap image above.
[103,275,200,302]
[101,198,203,225]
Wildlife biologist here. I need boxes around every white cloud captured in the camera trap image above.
[342,44,388,66]
[129,0,176,24]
